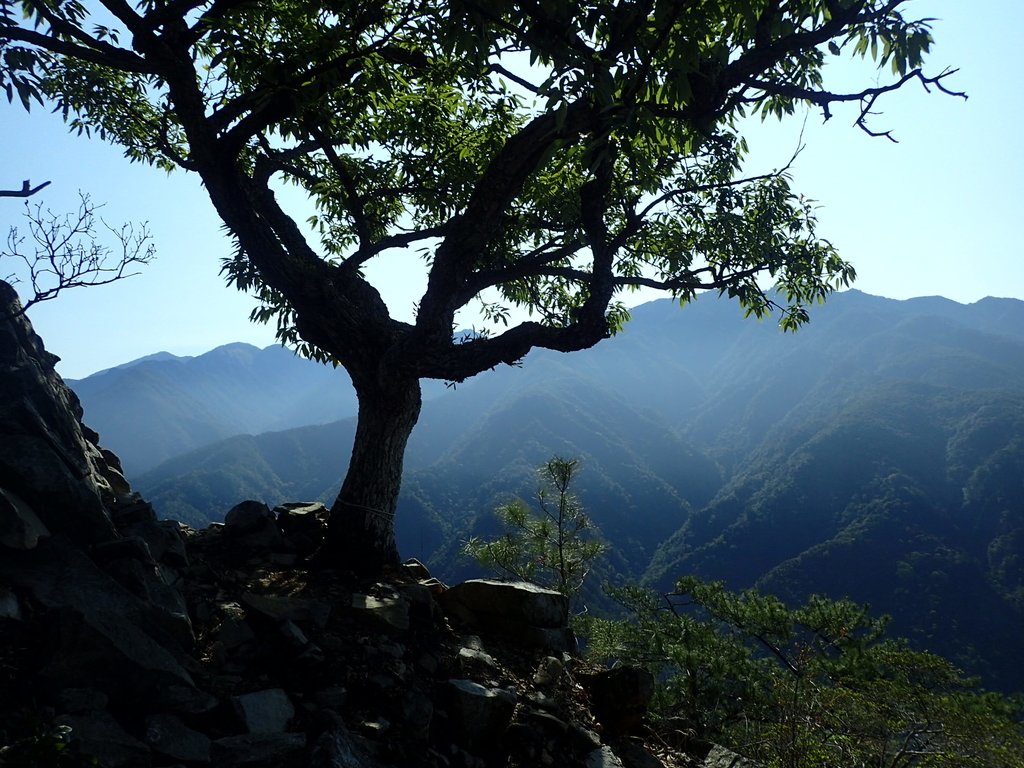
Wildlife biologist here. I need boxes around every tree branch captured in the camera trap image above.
[0,23,153,74]
[2,193,155,316]
[747,67,966,140]
[0,180,51,198]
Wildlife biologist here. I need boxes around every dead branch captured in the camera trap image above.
[0,179,52,198]
[2,191,155,315]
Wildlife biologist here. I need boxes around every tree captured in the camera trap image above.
[0,0,963,573]
[581,577,1024,768]
[463,456,606,611]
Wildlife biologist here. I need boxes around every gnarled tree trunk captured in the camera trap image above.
[324,374,422,574]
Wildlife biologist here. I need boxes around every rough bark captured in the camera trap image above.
[324,375,422,574]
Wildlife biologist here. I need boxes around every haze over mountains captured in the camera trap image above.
[69,290,1024,690]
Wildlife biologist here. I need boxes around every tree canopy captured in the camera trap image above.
[0,0,963,572]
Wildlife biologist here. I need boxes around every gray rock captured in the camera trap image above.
[108,494,158,528]
[441,579,575,650]
[447,679,517,752]
[107,563,191,644]
[218,614,257,649]
[586,746,627,768]
[352,591,410,631]
[92,534,155,565]
[224,500,286,551]
[0,541,195,698]
[156,684,220,715]
[145,713,212,762]
[700,744,762,768]
[211,732,307,766]
[55,687,109,714]
[41,604,194,694]
[0,487,49,549]
[533,655,564,686]
[279,618,310,647]
[55,711,151,768]
[0,585,22,619]
[400,691,434,740]
[310,723,372,768]
[569,724,603,752]
[314,687,349,710]
[242,591,331,628]
[458,646,497,669]
[121,518,189,566]
[225,500,275,535]
[275,501,328,517]
[275,502,327,553]
[233,688,295,733]
[524,709,569,734]
[504,623,575,652]
[401,557,432,580]
[582,665,655,734]
[396,580,440,621]
[617,741,667,768]
[443,579,568,628]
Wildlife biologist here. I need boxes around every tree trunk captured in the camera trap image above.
[323,375,422,575]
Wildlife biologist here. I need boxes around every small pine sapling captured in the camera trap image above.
[463,456,606,609]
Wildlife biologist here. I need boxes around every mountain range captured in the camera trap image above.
[69,290,1024,691]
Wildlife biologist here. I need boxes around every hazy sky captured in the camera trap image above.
[2,0,1021,379]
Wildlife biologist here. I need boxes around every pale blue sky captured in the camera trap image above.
[2,0,1021,378]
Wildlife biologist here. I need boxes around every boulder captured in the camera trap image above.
[401,558,432,580]
[309,723,374,768]
[225,500,285,550]
[581,665,655,735]
[275,501,328,554]
[586,746,627,768]
[533,655,564,687]
[352,590,410,632]
[447,678,517,753]
[55,687,109,715]
[617,741,668,768]
[225,500,276,535]
[242,591,331,628]
[55,711,151,768]
[699,744,762,768]
[211,732,307,766]
[440,579,574,650]
[144,713,212,763]
[443,579,567,627]
[0,586,22,620]
[0,542,194,696]
[233,688,295,734]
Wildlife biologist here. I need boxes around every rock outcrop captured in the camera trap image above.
[1,281,199,764]
[0,280,121,545]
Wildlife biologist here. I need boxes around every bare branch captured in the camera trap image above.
[2,192,155,316]
[747,67,967,140]
[0,180,51,198]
